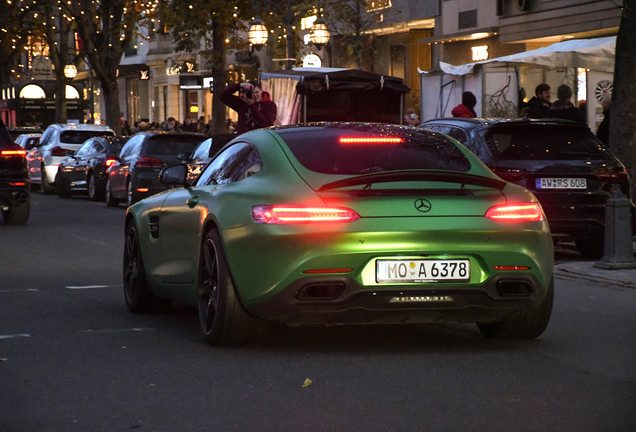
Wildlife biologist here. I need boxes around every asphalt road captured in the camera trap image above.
[1,193,635,432]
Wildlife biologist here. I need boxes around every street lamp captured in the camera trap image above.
[309,15,330,50]
[63,63,77,79]
[248,15,269,50]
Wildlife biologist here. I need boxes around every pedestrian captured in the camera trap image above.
[197,116,207,134]
[166,117,177,131]
[219,81,277,134]
[451,91,477,118]
[123,120,132,135]
[596,92,611,147]
[221,118,236,134]
[158,121,169,131]
[178,116,198,132]
[546,84,585,123]
[526,84,551,118]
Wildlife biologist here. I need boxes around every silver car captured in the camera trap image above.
[28,123,115,194]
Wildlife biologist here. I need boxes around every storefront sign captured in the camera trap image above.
[139,68,150,80]
[179,75,203,90]
[471,45,488,61]
[302,53,322,67]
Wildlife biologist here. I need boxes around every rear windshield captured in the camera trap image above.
[484,125,612,160]
[143,135,203,156]
[60,130,115,144]
[277,125,472,175]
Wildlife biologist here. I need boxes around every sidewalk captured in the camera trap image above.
[554,240,636,289]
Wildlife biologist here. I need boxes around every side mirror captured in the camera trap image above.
[177,153,192,162]
[160,164,190,187]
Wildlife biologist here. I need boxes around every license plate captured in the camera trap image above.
[536,178,587,189]
[376,259,470,283]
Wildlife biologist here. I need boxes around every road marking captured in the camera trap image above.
[0,334,32,340]
[81,328,155,334]
[65,284,122,290]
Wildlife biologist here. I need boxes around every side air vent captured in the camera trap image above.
[149,216,160,239]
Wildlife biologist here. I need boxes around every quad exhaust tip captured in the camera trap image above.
[497,280,533,297]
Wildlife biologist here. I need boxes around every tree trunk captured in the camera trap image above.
[100,77,123,135]
[211,19,228,135]
[610,0,636,195]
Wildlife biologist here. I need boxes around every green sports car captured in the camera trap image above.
[123,123,554,346]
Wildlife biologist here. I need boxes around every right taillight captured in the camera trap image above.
[594,167,630,183]
[252,205,360,224]
[135,156,163,167]
[105,158,116,167]
[485,203,544,222]
[49,146,68,157]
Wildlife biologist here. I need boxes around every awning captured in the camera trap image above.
[427,36,616,76]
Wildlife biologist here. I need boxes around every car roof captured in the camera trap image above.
[421,117,589,128]
[47,123,114,132]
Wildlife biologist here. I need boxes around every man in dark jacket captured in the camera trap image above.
[546,84,585,123]
[219,81,277,134]
[596,93,611,147]
[526,84,551,118]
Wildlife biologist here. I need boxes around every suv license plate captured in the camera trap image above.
[377,259,470,283]
[536,178,587,189]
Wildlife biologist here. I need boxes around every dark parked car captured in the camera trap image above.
[55,136,128,201]
[106,131,206,207]
[0,120,30,225]
[179,133,236,182]
[420,118,633,259]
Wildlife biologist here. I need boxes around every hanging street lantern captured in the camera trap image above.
[248,16,269,50]
[309,16,330,50]
[64,63,78,79]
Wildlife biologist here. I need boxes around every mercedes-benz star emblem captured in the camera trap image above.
[414,198,432,213]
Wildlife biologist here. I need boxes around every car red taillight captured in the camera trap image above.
[594,167,630,183]
[485,203,544,222]
[105,158,116,167]
[49,146,68,157]
[135,157,163,167]
[252,205,361,224]
[339,137,403,144]
[1,149,27,158]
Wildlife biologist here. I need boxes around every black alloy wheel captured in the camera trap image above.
[123,221,169,313]
[88,171,102,201]
[55,170,72,199]
[198,229,253,346]
[1,200,29,225]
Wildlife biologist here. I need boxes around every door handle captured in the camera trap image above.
[187,196,200,208]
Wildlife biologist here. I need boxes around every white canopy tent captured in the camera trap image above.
[419,36,616,125]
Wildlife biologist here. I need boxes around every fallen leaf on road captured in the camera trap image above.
[302,378,312,388]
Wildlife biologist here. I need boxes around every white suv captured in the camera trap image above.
[28,123,115,193]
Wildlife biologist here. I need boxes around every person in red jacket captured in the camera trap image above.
[451,91,477,118]
[219,81,277,134]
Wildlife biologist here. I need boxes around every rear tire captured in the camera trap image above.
[477,277,554,339]
[41,166,55,195]
[126,179,139,207]
[105,179,119,207]
[123,220,170,313]
[55,170,72,199]
[88,172,103,201]
[2,200,29,225]
[576,236,605,260]
[198,229,253,346]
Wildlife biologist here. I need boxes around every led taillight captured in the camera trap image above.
[594,167,629,183]
[135,157,163,167]
[485,203,544,221]
[1,149,27,158]
[303,268,353,274]
[252,205,360,224]
[339,137,403,144]
[49,146,68,157]
[8,181,26,186]
[493,266,531,271]
[105,159,116,167]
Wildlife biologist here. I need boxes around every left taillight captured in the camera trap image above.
[485,203,544,222]
[105,158,116,167]
[1,149,27,158]
[252,205,361,224]
[49,146,68,157]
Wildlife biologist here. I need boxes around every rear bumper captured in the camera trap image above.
[247,273,548,326]
[0,180,30,209]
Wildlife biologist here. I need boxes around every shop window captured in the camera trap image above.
[19,84,46,99]
[458,10,477,30]
[365,0,391,12]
